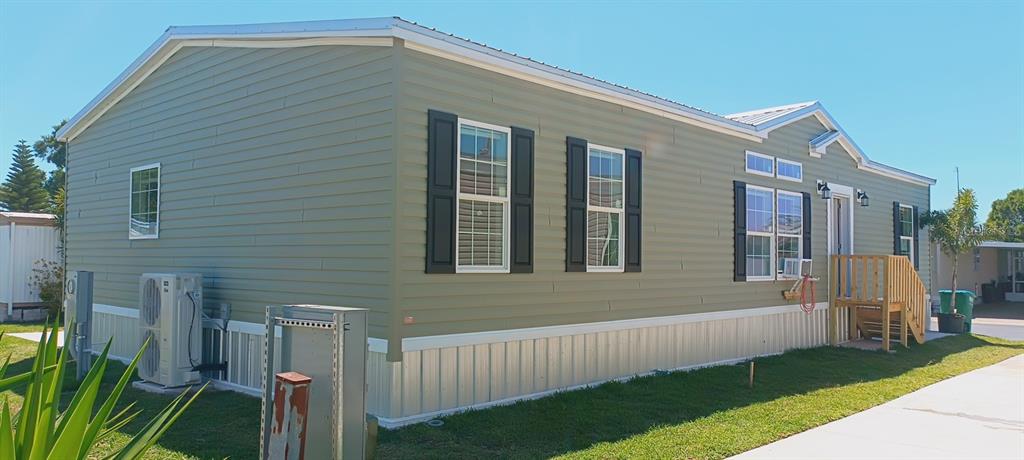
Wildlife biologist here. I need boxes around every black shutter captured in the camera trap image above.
[893,201,902,256]
[734,181,747,281]
[624,148,642,272]
[510,127,535,273]
[566,137,588,272]
[802,192,812,259]
[426,110,457,273]
[912,205,920,270]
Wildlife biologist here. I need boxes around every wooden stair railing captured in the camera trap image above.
[828,255,926,351]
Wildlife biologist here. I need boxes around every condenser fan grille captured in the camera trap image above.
[141,278,161,327]
[139,330,160,380]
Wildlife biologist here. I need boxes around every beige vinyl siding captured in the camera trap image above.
[394,44,930,339]
[65,44,397,337]
[820,141,932,290]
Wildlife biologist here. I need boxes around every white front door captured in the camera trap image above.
[828,185,855,300]
[827,184,855,256]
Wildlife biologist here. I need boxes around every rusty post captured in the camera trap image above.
[268,372,313,460]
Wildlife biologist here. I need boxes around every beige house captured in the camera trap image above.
[57,18,936,426]
[933,241,1024,303]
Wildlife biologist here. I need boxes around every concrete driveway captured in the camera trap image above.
[731,355,1024,459]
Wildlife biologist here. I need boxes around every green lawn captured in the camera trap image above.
[1,323,1021,459]
[0,323,260,459]
[378,335,1024,459]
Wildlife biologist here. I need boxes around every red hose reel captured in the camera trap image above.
[800,274,816,314]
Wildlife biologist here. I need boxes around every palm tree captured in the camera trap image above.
[923,188,988,296]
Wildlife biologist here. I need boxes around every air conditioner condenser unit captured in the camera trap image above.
[138,273,203,388]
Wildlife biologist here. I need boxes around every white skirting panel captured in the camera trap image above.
[373,304,841,427]
[92,304,278,396]
[92,302,848,427]
[92,305,141,362]
[201,325,281,396]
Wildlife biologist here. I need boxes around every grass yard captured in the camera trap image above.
[0,323,1021,459]
[378,334,1024,459]
[0,323,260,459]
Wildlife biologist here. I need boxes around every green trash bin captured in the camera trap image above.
[939,290,954,314]
[954,290,976,332]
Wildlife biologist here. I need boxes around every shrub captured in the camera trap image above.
[29,259,63,318]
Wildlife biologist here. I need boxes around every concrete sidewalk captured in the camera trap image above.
[929,317,1024,341]
[6,331,65,344]
[732,354,1024,459]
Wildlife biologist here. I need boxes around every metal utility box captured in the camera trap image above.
[63,270,93,379]
[259,305,368,460]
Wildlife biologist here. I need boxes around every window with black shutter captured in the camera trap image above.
[734,181,747,281]
[566,139,641,273]
[894,202,915,265]
[426,112,533,274]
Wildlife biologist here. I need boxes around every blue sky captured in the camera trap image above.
[1,1,1021,216]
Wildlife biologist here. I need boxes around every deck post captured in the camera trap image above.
[882,257,892,352]
[828,255,837,346]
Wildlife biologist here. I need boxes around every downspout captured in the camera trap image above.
[63,141,70,307]
[8,220,15,316]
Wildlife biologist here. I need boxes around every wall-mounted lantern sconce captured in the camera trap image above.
[817,180,832,200]
[857,190,870,207]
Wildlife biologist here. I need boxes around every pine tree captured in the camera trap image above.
[33,120,67,195]
[0,140,50,212]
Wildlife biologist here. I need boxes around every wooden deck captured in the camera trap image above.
[828,255,927,351]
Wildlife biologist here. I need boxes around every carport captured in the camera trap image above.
[934,240,1024,304]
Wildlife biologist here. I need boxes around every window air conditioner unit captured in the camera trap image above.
[138,273,203,387]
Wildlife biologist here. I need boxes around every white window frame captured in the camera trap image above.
[776,189,804,279]
[744,150,775,177]
[586,143,626,273]
[454,118,512,273]
[745,184,776,281]
[899,204,915,263]
[776,158,803,183]
[128,163,161,240]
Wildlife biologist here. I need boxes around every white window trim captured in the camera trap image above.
[776,189,804,279]
[586,143,626,273]
[455,118,512,274]
[128,163,160,240]
[744,150,775,177]
[776,158,803,183]
[899,204,915,263]
[745,184,776,281]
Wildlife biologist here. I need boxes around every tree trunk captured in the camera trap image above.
[951,253,958,309]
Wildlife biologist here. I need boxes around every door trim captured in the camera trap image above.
[827,183,855,255]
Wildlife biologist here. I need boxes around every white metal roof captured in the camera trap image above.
[978,241,1024,249]
[727,100,937,185]
[55,17,936,186]
[0,212,57,226]
[725,101,818,125]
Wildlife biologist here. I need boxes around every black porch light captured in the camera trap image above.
[857,190,870,207]
[817,180,832,200]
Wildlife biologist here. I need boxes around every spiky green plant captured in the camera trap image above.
[0,321,205,459]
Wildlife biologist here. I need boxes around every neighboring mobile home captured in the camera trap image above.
[0,212,59,322]
[933,241,1024,303]
[57,18,936,426]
